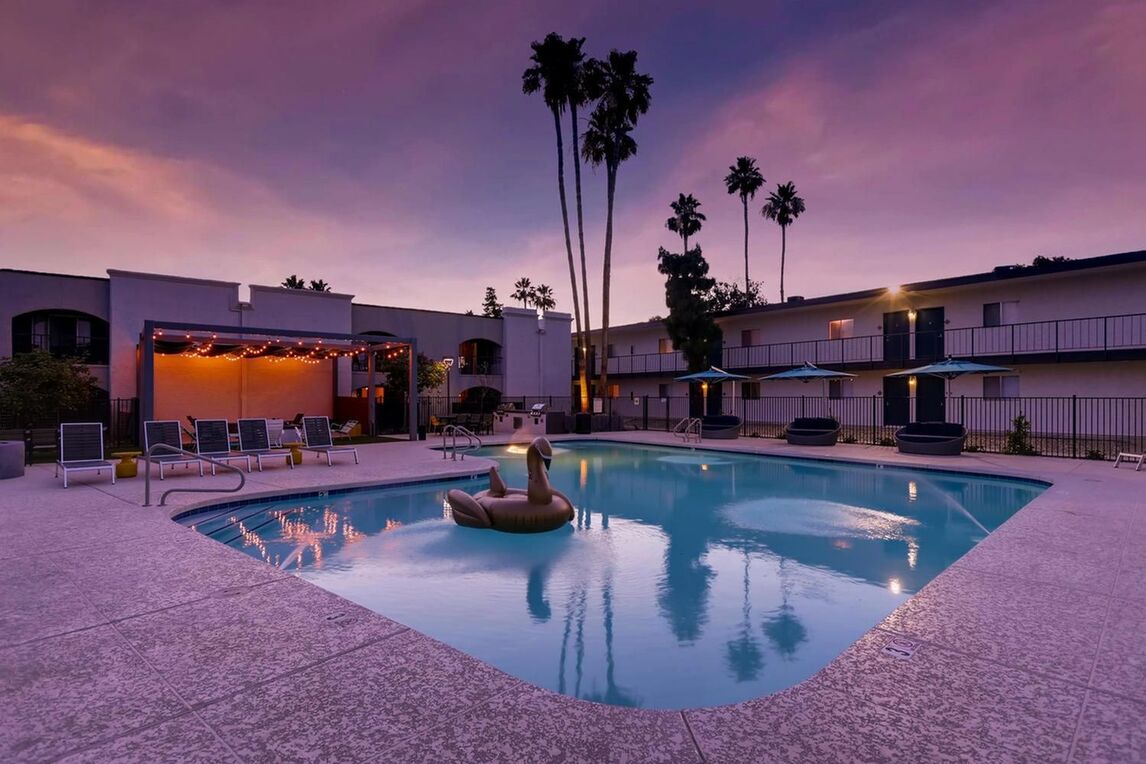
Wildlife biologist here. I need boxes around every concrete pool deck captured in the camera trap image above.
[1,434,1143,762]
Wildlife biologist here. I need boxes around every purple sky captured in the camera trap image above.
[2,0,1143,325]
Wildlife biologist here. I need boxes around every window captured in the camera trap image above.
[11,311,109,364]
[741,381,761,400]
[658,338,672,353]
[741,329,753,346]
[608,383,621,399]
[828,319,854,340]
[658,383,670,398]
[607,344,616,358]
[983,375,1020,399]
[983,301,1019,327]
[828,379,854,399]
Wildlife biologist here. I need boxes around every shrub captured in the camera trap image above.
[964,443,981,453]
[1085,449,1106,461]
[878,436,895,447]
[842,435,857,444]
[0,352,99,426]
[1003,413,1039,456]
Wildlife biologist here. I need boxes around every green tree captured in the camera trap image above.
[666,193,706,255]
[657,246,721,372]
[706,280,766,313]
[512,276,534,308]
[308,279,331,292]
[378,349,446,396]
[582,48,653,399]
[761,181,806,304]
[523,33,591,410]
[281,274,306,289]
[481,287,503,318]
[0,351,99,426]
[724,156,765,289]
[1004,412,1039,455]
[534,284,557,312]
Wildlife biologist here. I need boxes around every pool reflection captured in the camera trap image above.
[181,442,1043,709]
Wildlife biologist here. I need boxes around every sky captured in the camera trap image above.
[2,0,1144,326]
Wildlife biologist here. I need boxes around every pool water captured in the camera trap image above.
[181,441,1044,709]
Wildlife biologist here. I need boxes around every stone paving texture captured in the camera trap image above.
[0,433,1143,762]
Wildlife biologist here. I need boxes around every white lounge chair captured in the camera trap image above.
[195,419,252,474]
[331,419,358,440]
[237,418,293,471]
[56,423,115,488]
[302,416,359,466]
[1114,451,1144,471]
[144,420,204,480]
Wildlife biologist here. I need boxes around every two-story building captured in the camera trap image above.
[581,250,1146,445]
[0,268,572,440]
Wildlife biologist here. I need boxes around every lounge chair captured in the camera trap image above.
[144,420,205,479]
[786,417,841,446]
[701,415,741,440]
[331,419,359,440]
[56,423,115,488]
[237,418,293,471]
[895,422,967,456]
[301,416,359,466]
[194,419,252,474]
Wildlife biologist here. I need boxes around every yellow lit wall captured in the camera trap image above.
[154,356,334,422]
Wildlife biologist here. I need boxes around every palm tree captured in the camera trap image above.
[281,274,306,289]
[761,181,806,303]
[724,157,765,289]
[582,49,652,400]
[523,34,590,411]
[512,276,534,308]
[308,279,331,292]
[534,284,557,312]
[665,193,705,254]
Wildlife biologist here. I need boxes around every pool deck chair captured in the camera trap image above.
[237,418,293,471]
[302,416,359,466]
[144,420,205,480]
[195,419,253,474]
[1114,451,1144,471]
[56,423,115,488]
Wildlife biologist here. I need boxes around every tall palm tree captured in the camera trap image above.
[512,276,534,308]
[665,193,705,254]
[534,284,556,312]
[581,50,652,400]
[523,33,590,409]
[761,181,806,303]
[724,157,765,289]
[562,38,594,409]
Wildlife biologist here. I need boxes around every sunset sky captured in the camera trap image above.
[2,0,1143,325]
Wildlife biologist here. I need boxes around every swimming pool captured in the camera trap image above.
[179,441,1045,709]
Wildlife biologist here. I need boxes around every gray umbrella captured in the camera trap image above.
[887,356,1012,396]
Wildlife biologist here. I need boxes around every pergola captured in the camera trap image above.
[139,320,419,440]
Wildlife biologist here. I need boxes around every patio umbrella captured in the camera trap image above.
[759,362,857,398]
[886,356,1012,396]
[674,366,750,414]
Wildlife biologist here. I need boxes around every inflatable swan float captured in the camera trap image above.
[447,437,575,533]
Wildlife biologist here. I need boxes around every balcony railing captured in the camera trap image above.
[595,312,1146,376]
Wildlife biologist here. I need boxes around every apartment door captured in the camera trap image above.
[883,311,910,366]
[882,377,910,426]
[914,307,945,361]
[915,376,946,422]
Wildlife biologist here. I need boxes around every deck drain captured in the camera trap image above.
[881,637,919,660]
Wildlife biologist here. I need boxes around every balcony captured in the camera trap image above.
[594,312,1146,376]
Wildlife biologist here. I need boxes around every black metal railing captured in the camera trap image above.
[594,312,1146,375]
[0,397,138,450]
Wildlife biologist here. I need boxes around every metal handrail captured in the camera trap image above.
[143,442,246,507]
[441,425,482,460]
[673,417,703,443]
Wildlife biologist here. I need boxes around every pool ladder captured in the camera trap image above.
[673,417,703,443]
[442,425,482,460]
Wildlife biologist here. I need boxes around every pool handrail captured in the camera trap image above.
[442,425,481,460]
[143,442,246,507]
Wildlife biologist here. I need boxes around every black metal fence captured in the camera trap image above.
[419,394,1145,461]
[0,397,139,448]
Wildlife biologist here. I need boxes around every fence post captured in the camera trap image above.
[801,395,806,417]
[642,396,649,431]
[871,395,877,445]
[1071,394,1078,459]
[960,395,965,425]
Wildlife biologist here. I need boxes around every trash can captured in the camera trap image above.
[417,425,427,441]
[574,413,592,435]
[0,441,25,479]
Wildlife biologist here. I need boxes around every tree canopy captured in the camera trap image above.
[0,351,100,426]
[481,287,503,318]
[377,349,447,396]
[657,246,721,372]
[281,275,332,292]
[706,280,766,313]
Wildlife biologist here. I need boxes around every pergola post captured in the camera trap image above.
[139,320,155,444]
[407,339,418,440]
[366,346,377,437]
